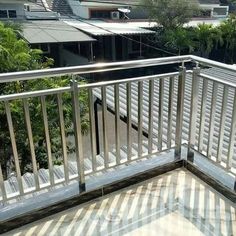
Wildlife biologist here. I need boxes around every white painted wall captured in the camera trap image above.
[200,4,229,17]
[67,0,124,19]
[67,0,90,18]
[0,3,25,19]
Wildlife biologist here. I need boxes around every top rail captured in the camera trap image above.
[0,55,235,85]
[191,55,236,73]
[0,55,191,83]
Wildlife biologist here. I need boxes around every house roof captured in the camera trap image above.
[64,20,155,36]
[80,0,220,5]
[93,67,236,170]
[198,0,220,4]
[80,0,140,5]
[125,18,224,29]
[21,20,96,44]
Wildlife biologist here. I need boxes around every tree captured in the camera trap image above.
[0,22,89,177]
[193,23,223,57]
[143,0,199,30]
[164,27,195,55]
[219,15,236,63]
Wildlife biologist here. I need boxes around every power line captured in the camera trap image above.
[33,0,205,12]
[25,0,177,55]
[74,18,177,55]
[71,0,201,11]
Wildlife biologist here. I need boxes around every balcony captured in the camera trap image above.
[0,55,235,235]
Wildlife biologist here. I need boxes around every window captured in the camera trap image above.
[213,8,227,16]
[40,44,50,53]
[8,10,17,18]
[31,44,50,54]
[132,36,141,52]
[0,10,7,18]
[90,10,111,19]
[0,10,17,19]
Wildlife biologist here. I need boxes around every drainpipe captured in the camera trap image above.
[111,36,116,61]
[139,35,142,57]
[90,42,94,62]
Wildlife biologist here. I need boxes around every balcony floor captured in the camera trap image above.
[2,168,236,236]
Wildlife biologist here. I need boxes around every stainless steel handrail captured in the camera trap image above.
[0,55,235,84]
[0,55,191,82]
[0,72,183,101]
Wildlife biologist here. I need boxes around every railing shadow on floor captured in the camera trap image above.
[3,168,235,236]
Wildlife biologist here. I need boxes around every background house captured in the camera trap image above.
[197,0,229,17]
[21,20,96,66]
[0,0,58,21]
[62,0,229,19]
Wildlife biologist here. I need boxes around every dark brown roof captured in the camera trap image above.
[198,0,220,4]
[81,0,140,4]
[81,0,220,4]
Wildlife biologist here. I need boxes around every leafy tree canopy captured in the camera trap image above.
[0,22,89,177]
[0,22,53,73]
[143,0,199,29]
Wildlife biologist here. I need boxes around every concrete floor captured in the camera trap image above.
[3,168,236,236]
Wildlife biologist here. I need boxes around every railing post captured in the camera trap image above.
[0,163,7,203]
[71,77,86,192]
[94,99,100,155]
[175,65,186,158]
[187,65,200,162]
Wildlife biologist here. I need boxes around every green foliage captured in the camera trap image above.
[191,23,223,57]
[219,14,236,63]
[143,0,199,29]
[164,28,195,55]
[146,13,236,63]
[0,22,89,176]
[0,22,53,73]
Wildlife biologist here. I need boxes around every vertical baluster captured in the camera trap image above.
[102,86,109,168]
[127,82,132,161]
[5,101,24,195]
[158,78,164,151]
[0,164,7,202]
[23,98,40,190]
[138,81,143,157]
[207,82,218,158]
[88,88,97,171]
[71,79,85,191]
[217,86,229,162]
[40,96,54,186]
[175,66,186,158]
[227,88,236,169]
[198,79,208,153]
[167,77,174,149]
[57,94,69,183]
[114,84,120,164]
[188,66,200,158]
[148,79,154,154]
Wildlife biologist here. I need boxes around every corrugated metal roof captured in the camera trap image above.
[21,20,96,44]
[80,0,220,5]
[126,19,224,29]
[64,20,156,36]
[93,67,236,171]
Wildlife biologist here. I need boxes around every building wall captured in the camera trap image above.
[67,0,90,18]
[200,4,229,17]
[61,48,89,66]
[0,3,25,20]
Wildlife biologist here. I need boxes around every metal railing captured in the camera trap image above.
[0,55,236,204]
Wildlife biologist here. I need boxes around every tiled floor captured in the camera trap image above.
[3,168,236,236]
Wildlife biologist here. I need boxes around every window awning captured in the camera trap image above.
[64,20,155,36]
[21,20,96,44]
